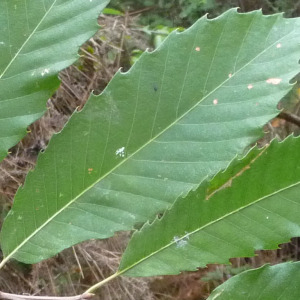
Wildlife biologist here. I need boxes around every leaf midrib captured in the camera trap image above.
[1,17,294,267]
[0,0,58,79]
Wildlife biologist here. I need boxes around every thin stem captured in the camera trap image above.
[116,11,128,70]
[0,258,9,270]
[84,272,120,294]
[0,292,94,300]
[278,112,300,127]
[128,6,157,16]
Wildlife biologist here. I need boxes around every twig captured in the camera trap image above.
[116,10,129,70]
[237,0,245,12]
[206,145,269,200]
[0,292,94,300]
[128,6,157,16]
[72,246,84,279]
[0,167,22,186]
[278,111,300,127]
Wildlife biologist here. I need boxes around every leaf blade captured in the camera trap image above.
[119,136,300,276]
[0,0,109,161]
[2,9,300,264]
[208,262,300,300]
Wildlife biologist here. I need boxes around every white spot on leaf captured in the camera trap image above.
[266,78,282,85]
[173,235,189,248]
[228,73,232,78]
[41,68,50,76]
[195,47,200,52]
[213,99,218,105]
[116,147,126,157]
[247,84,253,90]
[276,43,282,48]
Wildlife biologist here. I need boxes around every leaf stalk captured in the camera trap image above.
[84,272,120,294]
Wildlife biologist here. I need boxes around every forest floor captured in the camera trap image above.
[0,11,299,300]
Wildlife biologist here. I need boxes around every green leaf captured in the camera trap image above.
[0,0,109,161]
[208,262,300,300]
[119,136,300,276]
[1,9,300,265]
[103,8,124,16]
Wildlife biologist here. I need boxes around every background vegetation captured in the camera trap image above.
[0,0,299,299]
[110,0,300,26]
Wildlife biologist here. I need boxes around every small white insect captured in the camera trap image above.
[173,235,189,248]
[41,68,50,76]
[115,147,126,157]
